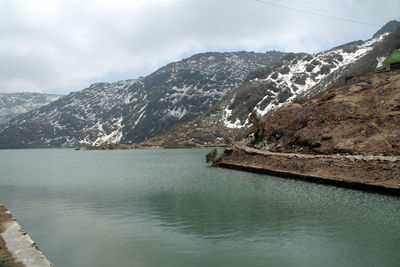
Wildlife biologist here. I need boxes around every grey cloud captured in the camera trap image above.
[0,0,398,94]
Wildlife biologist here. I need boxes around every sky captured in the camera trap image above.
[0,0,399,95]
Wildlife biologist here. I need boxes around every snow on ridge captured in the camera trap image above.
[223,106,244,129]
[1,51,286,147]
[222,95,246,129]
[221,33,388,128]
[238,34,386,128]
[93,116,124,145]
[134,104,148,127]
[0,93,62,124]
[167,106,187,120]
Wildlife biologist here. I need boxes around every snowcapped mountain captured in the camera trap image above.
[213,22,400,129]
[0,92,61,124]
[0,51,284,148]
[1,21,398,149]
[143,21,400,148]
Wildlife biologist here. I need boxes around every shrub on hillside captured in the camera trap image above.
[205,149,217,163]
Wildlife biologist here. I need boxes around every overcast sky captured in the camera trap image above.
[0,0,399,95]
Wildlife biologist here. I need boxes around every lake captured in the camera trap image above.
[0,148,399,267]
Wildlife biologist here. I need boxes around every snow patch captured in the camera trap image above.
[253,33,387,117]
[93,116,124,145]
[134,104,148,126]
[167,106,187,120]
[222,106,245,129]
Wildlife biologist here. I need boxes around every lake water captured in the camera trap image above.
[0,148,399,267]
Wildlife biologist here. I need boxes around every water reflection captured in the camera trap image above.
[144,190,297,239]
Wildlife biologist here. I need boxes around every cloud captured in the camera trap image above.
[0,0,399,94]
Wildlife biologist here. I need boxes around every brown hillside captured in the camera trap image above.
[253,70,400,155]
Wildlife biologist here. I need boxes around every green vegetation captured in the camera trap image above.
[223,136,232,145]
[205,149,217,163]
[292,95,308,104]
[248,111,264,143]
[248,111,261,125]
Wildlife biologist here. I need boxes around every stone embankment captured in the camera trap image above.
[0,204,53,267]
[214,144,400,196]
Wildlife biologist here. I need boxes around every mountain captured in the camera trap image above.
[244,69,400,155]
[2,21,398,149]
[213,70,400,192]
[0,92,62,124]
[0,51,284,148]
[141,21,400,148]
[216,22,400,129]
[373,20,400,39]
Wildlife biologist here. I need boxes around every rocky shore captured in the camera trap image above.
[0,204,53,267]
[214,144,400,196]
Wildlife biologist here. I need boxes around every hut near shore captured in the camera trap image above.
[382,49,400,71]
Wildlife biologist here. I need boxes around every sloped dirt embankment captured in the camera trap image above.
[214,71,400,195]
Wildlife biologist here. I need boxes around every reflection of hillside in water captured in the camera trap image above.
[141,185,335,240]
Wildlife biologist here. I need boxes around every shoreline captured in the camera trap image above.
[0,204,53,267]
[214,145,400,196]
[85,142,228,150]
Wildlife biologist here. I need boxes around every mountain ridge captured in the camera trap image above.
[0,92,62,125]
[0,51,284,148]
[0,21,399,149]
[139,21,400,148]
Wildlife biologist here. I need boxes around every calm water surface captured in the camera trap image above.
[0,149,399,267]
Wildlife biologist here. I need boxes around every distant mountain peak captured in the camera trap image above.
[0,92,62,125]
[373,20,400,39]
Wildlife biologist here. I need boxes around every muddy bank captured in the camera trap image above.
[0,204,53,267]
[214,145,400,196]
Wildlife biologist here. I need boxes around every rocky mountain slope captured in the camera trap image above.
[212,70,400,193]
[0,51,284,148]
[0,92,61,124]
[373,20,400,38]
[247,70,400,156]
[215,21,400,129]
[140,22,400,148]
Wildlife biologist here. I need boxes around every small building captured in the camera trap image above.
[382,49,400,71]
[376,56,386,70]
